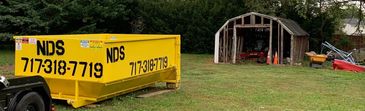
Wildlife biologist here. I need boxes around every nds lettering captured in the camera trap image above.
[37,40,65,56]
[107,46,125,63]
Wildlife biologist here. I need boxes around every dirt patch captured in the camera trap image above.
[0,65,15,78]
[0,65,14,71]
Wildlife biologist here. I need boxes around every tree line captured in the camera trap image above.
[0,0,361,53]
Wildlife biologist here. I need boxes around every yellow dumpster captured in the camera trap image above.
[14,34,181,108]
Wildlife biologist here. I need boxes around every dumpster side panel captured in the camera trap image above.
[103,37,178,83]
[14,36,106,82]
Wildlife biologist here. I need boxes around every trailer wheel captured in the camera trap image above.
[15,92,45,111]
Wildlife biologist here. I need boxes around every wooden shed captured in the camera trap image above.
[214,12,309,65]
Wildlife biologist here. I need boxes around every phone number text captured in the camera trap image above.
[21,57,103,78]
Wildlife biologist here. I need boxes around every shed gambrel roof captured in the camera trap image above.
[216,12,309,36]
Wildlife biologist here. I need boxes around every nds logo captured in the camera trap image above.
[107,46,125,63]
[37,40,65,56]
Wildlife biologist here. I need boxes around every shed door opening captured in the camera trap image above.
[236,27,269,63]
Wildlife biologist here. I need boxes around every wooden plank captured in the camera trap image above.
[294,37,298,64]
[242,16,244,25]
[269,20,273,64]
[225,25,229,62]
[294,38,297,63]
[226,27,229,62]
[280,27,284,64]
[261,16,264,25]
[299,37,303,62]
[235,24,270,28]
[237,36,241,60]
[219,34,223,62]
[226,25,229,62]
[228,37,231,62]
[306,36,309,51]
[137,89,175,98]
[290,35,294,65]
[214,32,220,63]
[277,24,280,63]
[222,27,227,62]
[296,37,299,62]
[222,30,225,62]
[221,33,224,62]
[300,38,302,62]
[232,25,237,63]
[251,15,255,25]
[237,36,240,59]
[301,36,305,62]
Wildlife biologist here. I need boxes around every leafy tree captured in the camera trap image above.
[135,0,247,53]
[42,0,134,34]
[0,0,47,42]
[0,0,133,43]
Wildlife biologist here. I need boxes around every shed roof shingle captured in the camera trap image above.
[278,18,309,36]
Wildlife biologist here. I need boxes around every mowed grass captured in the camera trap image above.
[0,49,14,76]
[1,50,365,110]
[0,49,14,66]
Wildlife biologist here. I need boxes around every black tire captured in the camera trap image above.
[15,92,45,111]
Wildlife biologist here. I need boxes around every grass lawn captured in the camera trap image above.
[0,49,14,77]
[1,50,365,110]
[0,49,14,66]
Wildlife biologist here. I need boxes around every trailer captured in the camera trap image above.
[0,76,52,111]
[14,34,181,108]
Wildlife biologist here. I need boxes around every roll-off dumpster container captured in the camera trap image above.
[14,34,181,108]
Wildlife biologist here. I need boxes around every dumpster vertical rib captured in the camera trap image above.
[75,80,79,102]
[177,35,181,87]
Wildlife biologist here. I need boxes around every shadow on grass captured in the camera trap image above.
[53,84,174,110]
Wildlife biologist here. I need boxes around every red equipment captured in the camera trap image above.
[239,51,266,62]
[333,59,365,72]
